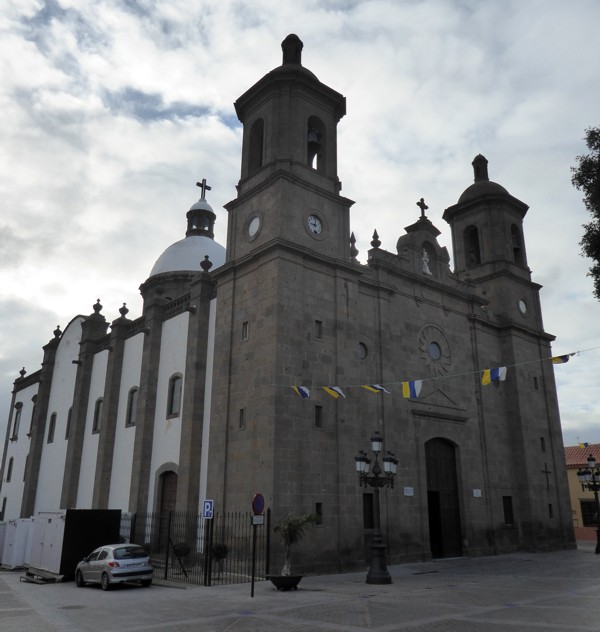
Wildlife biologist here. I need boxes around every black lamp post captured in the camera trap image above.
[355,431,398,584]
[577,453,600,554]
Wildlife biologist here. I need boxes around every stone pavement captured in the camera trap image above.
[2,542,600,632]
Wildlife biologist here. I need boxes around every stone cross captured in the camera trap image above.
[196,178,212,200]
[416,197,428,217]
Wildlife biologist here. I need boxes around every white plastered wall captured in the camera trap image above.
[108,333,144,509]
[75,349,109,508]
[147,312,189,513]
[35,318,83,514]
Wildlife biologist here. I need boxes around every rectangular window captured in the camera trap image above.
[126,388,139,427]
[242,321,249,341]
[47,413,57,443]
[314,405,323,429]
[11,403,22,439]
[239,408,246,430]
[533,376,539,390]
[92,399,103,433]
[23,454,28,482]
[6,457,14,482]
[314,320,323,339]
[315,502,323,525]
[581,500,597,526]
[0,498,6,522]
[540,436,546,452]
[167,376,182,418]
[502,495,514,525]
[548,503,554,519]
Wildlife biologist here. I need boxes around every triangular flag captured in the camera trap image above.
[401,380,422,398]
[292,386,310,399]
[552,354,573,364]
[323,386,345,399]
[481,367,507,385]
[361,384,390,394]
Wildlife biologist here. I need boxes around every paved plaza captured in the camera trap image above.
[1,543,599,632]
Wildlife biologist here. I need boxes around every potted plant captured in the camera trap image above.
[267,512,318,590]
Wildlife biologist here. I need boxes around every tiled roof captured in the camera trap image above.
[564,444,600,467]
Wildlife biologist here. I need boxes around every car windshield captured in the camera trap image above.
[113,546,147,560]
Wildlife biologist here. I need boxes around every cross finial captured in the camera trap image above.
[196,178,212,200]
[416,198,428,218]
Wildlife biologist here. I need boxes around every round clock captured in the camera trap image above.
[307,214,322,235]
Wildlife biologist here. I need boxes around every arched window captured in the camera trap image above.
[511,224,524,265]
[6,457,14,482]
[464,226,481,266]
[167,375,182,418]
[248,118,264,176]
[126,387,139,427]
[47,412,57,443]
[11,403,22,439]
[307,116,325,172]
[92,398,103,434]
[28,395,37,437]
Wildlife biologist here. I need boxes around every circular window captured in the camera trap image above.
[518,299,527,315]
[418,325,452,376]
[428,342,442,361]
[356,342,368,360]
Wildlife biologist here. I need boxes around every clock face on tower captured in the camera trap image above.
[307,214,322,235]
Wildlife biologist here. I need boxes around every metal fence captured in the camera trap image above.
[120,510,270,587]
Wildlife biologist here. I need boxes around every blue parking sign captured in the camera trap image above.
[203,499,214,519]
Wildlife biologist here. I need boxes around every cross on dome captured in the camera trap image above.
[196,178,211,200]
[416,198,428,218]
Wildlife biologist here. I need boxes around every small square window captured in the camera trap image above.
[314,320,323,339]
[314,405,323,429]
[242,321,249,341]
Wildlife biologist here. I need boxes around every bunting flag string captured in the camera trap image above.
[282,345,599,400]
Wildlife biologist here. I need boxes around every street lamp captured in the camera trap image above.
[577,453,600,554]
[354,431,398,584]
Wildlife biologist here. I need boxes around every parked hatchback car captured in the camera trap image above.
[75,544,153,590]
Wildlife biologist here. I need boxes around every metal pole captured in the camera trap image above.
[251,522,257,597]
[366,484,392,584]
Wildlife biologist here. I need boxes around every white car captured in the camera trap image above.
[75,544,153,590]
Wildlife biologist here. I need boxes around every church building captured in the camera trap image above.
[0,35,574,573]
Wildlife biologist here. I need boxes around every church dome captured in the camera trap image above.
[149,183,226,277]
[457,154,509,203]
[149,235,225,277]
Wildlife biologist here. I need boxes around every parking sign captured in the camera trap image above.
[203,499,214,519]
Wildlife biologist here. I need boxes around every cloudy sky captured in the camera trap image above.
[1,0,599,448]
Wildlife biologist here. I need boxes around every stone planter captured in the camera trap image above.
[266,574,303,590]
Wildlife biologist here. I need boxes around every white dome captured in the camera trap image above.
[149,235,226,277]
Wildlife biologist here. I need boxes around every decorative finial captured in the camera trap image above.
[53,325,62,339]
[195,178,211,200]
[19,367,26,378]
[200,255,213,272]
[472,154,489,182]
[281,34,303,65]
[119,303,129,318]
[416,198,428,218]
[350,232,359,261]
[93,299,103,314]
[371,230,381,249]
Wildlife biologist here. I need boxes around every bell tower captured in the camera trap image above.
[224,34,353,262]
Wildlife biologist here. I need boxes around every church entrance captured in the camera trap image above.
[157,470,178,551]
[425,438,462,558]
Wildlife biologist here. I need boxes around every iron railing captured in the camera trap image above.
[120,510,270,587]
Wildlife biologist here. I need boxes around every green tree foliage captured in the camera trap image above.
[572,126,600,299]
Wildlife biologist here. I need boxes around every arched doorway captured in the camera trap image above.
[425,438,462,558]
[157,470,178,551]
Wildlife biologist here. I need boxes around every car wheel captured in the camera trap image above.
[75,570,85,587]
[101,573,111,591]
[141,579,152,587]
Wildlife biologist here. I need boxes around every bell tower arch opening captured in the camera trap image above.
[307,116,325,171]
[248,118,264,176]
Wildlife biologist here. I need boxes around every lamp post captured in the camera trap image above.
[355,431,398,584]
[577,453,600,554]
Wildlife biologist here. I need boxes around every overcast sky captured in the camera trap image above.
[1,0,599,448]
